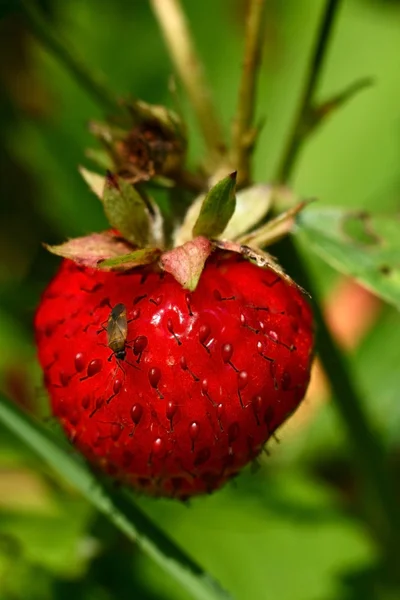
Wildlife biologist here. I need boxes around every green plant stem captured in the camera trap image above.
[275,0,342,183]
[283,239,400,569]
[274,0,400,572]
[150,0,226,164]
[20,0,121,114]
[231,0,266,187]
[0,395,232,600]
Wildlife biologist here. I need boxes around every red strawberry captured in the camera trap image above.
[35,251,313,498]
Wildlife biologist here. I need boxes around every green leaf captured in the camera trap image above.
[0,395,232,600]
[98,248,161,271]
[102,173,151,246]
[138,469,374,600]
[192,173,237,239]
[296,207,400,309]
[0,501,93,577]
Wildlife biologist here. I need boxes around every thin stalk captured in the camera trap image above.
[275,0,341,183]
[284,239,400,570]
[20,0,121,114]
[274,0,400,571]
[231,0,266,186]
[150,0,226,163]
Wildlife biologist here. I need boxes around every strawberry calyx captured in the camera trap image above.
[45,148,311,292]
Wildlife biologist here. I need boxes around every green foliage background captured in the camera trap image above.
[0,1,399,599]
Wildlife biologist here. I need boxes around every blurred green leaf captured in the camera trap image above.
[0,499,92,577]
[0,550,53,600]
[296,207,400,309]
[0,395,232,600]
[136,469,375,600]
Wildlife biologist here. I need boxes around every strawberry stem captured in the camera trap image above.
[20,0,122,115]
[150,0,227,166]
[275,0,400,579]
[231,0,266,187]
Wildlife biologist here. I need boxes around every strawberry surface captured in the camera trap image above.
[35,253,314,498]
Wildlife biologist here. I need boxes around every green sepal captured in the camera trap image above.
[175,183,272,247]
[212,239,306,294]
[44,232,133,268]
[223,184,273,240]
[238,199,311,247]
[102,173,152,246]
[98,248,162,271]
[160,237,212,291]
[192,172,237,239]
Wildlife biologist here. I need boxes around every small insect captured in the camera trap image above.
[97,303,138,370]
[106,303,129,361]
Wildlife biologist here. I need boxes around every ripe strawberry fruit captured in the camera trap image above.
[35,251,313,498]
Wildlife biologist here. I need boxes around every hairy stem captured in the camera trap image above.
[150,0,226,163]
[20,0,121,114]
[275,0,341,183]
[275,0,400,571]
[231,0,266,186]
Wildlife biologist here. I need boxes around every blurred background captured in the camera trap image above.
[0,0,400,598]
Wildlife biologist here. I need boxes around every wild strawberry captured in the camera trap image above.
[35,249,313,498]
[35,129,314,498]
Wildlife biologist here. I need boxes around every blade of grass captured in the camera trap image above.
[0,395,232,600]
[19,0,121,114]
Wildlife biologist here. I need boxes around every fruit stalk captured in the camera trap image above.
[231,0,267,187]
[150,0,226,164]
